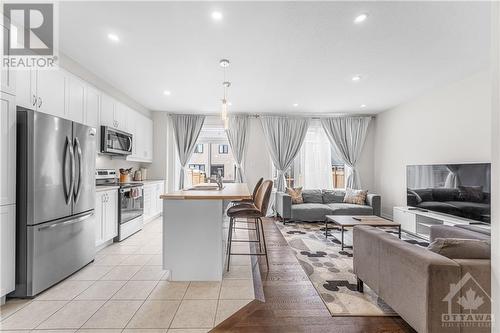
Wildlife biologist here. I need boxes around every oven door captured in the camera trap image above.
[101,126,133,155]
[119,186,144,224]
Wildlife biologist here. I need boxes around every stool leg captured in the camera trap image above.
[227,217,234,271]
[258,217,269,270]
[255,218,262,252]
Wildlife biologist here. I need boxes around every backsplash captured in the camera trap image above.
[96,154,148,178]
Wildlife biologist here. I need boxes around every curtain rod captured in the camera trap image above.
[167,113,375,119]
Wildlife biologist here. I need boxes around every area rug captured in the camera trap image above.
[275,220,429,317]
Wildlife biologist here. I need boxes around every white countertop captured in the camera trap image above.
[95,185,119,192]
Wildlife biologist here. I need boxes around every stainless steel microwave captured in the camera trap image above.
[100,126,133,155]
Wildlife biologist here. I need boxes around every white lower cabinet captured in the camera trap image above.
[95,190,118,247]
[1,204,16,298]
[143,182,164,223]
[393,207,417,233]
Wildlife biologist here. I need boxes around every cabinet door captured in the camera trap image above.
[114,102,129,131]
[0,93,16,206]
[95,192,104,246]
[36,69,66,117]
[100,94,115,128]
[15,69,36,109]
[1,204,16,297]
[1,18,15,95]
[66,75,85,123]
[145,118,153,161]
[85,87,101,151]
[155,183,164,216]
[394,208,416,233]
[143,185,152,221]
[104,191,118,241]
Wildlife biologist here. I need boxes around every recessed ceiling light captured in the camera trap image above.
[352,75,362,81]
[293,103,299,107]
[107,33,119,42]
[228,102,232,106]
[360,104,367,108]
[212,11,223,21]
[354,13,368,24]
[163,90,171,96]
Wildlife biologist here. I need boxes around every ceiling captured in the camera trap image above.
[59,1,491,114]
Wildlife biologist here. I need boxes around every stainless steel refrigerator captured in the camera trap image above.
[13,107,97,297]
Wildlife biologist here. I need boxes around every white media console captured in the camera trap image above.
[393,206,491,240]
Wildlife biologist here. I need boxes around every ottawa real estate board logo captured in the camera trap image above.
[441,272,492,329]
[3,2,58,69]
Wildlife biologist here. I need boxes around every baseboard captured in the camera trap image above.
[381,212,393,221]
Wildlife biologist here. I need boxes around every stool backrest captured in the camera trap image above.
[254,180,273,215]
[252,178,264,201]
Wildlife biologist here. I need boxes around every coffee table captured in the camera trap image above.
[325,215,401,250]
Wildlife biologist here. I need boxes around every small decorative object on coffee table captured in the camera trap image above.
[325,215,401,250]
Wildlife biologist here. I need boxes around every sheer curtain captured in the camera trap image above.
[294,120,333,189]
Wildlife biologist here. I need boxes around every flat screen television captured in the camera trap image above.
[406,163,491,223]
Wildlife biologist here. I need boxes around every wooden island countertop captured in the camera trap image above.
[160,183,251,200]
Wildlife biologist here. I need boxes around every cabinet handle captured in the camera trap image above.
[32,94,37,106]
[38,97,42,108]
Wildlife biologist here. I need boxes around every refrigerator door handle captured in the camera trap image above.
[37,211,94,231]
[73,137,83,203]
[63,136,75,204]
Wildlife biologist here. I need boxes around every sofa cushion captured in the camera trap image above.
[428,238,490,259]
[327,203,373,215]
[286,187,303,204]
[291,203,333,222]
[343,188,368,205]
[302,189,323,203]
[322,190,345,204]
[413,188,433,202]
[432,188,459,202]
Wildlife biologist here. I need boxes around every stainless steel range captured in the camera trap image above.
[96,169,144,241]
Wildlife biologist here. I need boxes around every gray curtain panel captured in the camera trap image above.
[260,116,310,191]
[171,114,205,189]
[225,115,249,183]
[321,116,371,189]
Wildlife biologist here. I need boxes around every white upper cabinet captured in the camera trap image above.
[1,18,15,95]
[114,102,129,132]
[0,93,16,206]
[15,69,36,109]
[65,74,86,123]
[85,86,101,130]
[100,94,115,128]
[36,69,66,117]
[127,112,153,163]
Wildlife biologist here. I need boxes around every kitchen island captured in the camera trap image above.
[160,183,251,281]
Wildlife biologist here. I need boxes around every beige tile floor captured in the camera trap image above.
[0,217,255,332]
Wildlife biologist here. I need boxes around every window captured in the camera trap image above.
[189,164,206,172]
[182,119,237,187]
[194,143,204,154]
[218,144,229,154]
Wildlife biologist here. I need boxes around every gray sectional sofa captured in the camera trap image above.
[353,225,491,333]
[275,189,381,222]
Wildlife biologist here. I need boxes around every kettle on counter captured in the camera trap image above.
[133,169,143,181]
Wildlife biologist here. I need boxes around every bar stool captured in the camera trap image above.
[226,180,273,271]
[229,178,264,237]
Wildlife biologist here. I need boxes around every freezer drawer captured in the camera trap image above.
[27,211,95,296]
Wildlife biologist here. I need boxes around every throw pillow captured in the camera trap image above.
[343,188,368,205]
[427,238,490,259]
[286,187,303,204]
[458,185,484,203]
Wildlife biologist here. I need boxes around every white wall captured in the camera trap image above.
[374,70,492,218]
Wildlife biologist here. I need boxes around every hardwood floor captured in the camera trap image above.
[212,218,416,333]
